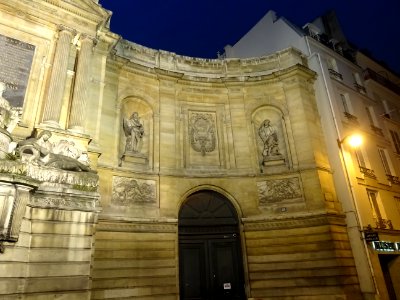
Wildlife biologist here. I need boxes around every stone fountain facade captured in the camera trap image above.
[0,1,362,299]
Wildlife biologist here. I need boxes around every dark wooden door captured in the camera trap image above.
[179,234,245,300]
[178,190,246,300]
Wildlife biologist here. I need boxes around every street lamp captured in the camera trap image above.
[337,132,379,296]
[337,133,363,148]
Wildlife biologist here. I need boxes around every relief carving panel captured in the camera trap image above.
[257,177,302,205]
[112,176,157,207]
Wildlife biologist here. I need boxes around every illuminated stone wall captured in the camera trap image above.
[0,0,362,299]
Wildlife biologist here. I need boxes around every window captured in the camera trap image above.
[355,148,366,168]
[366,106,383,135]
[367,190,392,229]
[378,148,394,175]
[355,147,376,178]
[353,72,366,93]
[396,196,400,215]
[340,93,351,113]
[367,190,383,220]
[382,100,391,118]
[340,93,357,121]
[353,72,362,85]
[389,130,400,154]
[327,57,342,80]
[366,106,378,126]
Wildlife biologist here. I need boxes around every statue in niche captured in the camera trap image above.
[123,112,144,153]
[258,119,281,159]
[0,82,19,133]
[17,130,92,172]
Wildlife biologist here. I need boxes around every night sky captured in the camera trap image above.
[99,0,400,75]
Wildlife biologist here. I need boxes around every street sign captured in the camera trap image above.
[364,231,379,242]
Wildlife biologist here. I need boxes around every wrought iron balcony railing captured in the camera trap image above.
[359,166,376,179]
[370,125,384,136]
[363,68,400,95]
[343,111,358,121]
[328,68,343,80]
[374,217,393,230]
[354,82,366,94]
[387,174,400,184]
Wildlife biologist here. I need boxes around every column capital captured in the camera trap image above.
[56,24,76,36]
[78,34,98,48]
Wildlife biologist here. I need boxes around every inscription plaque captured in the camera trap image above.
[0,34,35,107]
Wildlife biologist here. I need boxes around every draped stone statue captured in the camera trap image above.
[123,112,144,153]
[258,119,282,162]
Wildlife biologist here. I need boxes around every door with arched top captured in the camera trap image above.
[178,190,246,300]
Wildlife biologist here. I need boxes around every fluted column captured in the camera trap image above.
[68,35,94,132]
[42,26,74,127]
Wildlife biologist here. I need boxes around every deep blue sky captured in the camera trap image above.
[99,0,400,74]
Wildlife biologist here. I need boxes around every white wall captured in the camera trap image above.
[225,11,307,58]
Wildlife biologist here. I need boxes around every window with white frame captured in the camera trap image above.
[367,190,384,220]
[355,147,376,178]
[355,147,367,168]
[378,148,395,175]
[340,93,352,114]
[327,57,342,80]
[389,130,400,154]
[367,190,392,229]
[353,72,365,93]
[366,106,379,127]
[366,106,383,135]
[382,100,391,118]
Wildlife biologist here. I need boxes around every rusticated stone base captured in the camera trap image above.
[243,213,363,300]
[91,220,178,300]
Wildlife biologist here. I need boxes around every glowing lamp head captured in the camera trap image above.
[346,134,363,148]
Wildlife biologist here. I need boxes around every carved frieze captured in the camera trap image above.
[257,177,302,205]
[0,160,98,191]
[30,194,98,211]
[189,112,216,156]
[112,176,157,207]
[97,222,177,233]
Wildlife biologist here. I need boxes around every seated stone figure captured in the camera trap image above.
[17,130,91,172]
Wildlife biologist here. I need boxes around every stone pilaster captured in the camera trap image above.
[42,26,74,127]
[68,35,95,132]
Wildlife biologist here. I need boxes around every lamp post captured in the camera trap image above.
[337,133,378,298]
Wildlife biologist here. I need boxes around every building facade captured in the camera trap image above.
[224,10,400,300]
[0,1,383,299]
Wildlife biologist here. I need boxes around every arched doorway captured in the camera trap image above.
[178,190,246,300]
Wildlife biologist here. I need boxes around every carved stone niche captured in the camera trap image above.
[0,174,38,251]
[253,107,288,171]
[119,98,152,168]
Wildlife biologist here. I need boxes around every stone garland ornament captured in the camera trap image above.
[189,113,216,156]
[112,176,156,207]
